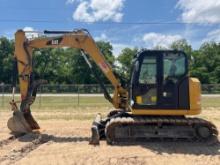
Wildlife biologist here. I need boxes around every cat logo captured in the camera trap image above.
[46,37,63,45]
[51,40,59,45]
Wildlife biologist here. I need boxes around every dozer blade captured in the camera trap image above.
[89,125,100,145]
[7,110,40,135]
[89,114,102,145]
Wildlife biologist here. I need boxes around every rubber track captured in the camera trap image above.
[105,116,219,144]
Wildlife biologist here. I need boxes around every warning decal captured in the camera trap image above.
[98,61,110,74]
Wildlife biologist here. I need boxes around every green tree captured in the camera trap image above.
[117,47,138,81]
[170,39,192,57]
[33,48,76,84]
[191,42,220,83]
[0,37,14,84]
[170,39,195,73]
[68,48,94,84]
[3,35,220,86]
[154,45,167,50]
[96,41,115,65]
[32,41,115,84]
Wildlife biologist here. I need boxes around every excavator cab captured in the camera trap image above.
[131,50,190,110]
[101,50,217,144]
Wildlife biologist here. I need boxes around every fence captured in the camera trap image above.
[0,84,114,94]
[201,84,220,94]
[0,84,114,109]
[0,84,220,108]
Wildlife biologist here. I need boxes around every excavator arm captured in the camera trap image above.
[8,29,128,136]
[15,29,127,109]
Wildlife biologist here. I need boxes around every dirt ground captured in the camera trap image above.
[0,108,220,165]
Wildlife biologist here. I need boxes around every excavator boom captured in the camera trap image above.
[8,29,128,140]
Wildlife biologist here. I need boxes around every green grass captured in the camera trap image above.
[1,95,219,121]
[0,95,220,111]
[0,95,111,111]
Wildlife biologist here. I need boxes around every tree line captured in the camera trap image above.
[0,37,220,85]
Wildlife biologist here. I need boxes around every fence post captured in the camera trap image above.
[77,85,80,106]
[39,85,42,108]
[1,84,4,107]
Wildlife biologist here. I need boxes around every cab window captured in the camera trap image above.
[139,57,157,84]
[163,53,186,80]
[137,56,157,105]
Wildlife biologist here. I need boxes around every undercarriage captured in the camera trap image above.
[90,111,219,145]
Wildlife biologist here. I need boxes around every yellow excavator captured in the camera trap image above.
[7,29,218,144]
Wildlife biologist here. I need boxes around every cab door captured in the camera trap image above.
[131,52,160,108]
[161,52,189,109]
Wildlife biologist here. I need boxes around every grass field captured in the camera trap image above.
[0,95,111,110]
[0,95,220,110]
[0,95,220,121]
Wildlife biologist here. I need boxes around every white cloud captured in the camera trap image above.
[203,29,220,42]
[94,33,132,56]
[72,0,125,22]
[66,0,82,4]
[112,43,133,56]
[142,32,182,48]
[94,33,108,41]
[177,0,220,23]
[23,27,39,39]
[23,26,34,31]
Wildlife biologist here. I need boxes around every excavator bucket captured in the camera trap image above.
[7,102,40,135]
[7,110,40,135]
[7,80,46,135]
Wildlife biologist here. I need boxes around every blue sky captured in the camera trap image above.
[0,0,220,55]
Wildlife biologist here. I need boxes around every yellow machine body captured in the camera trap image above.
[133,78,201,115]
